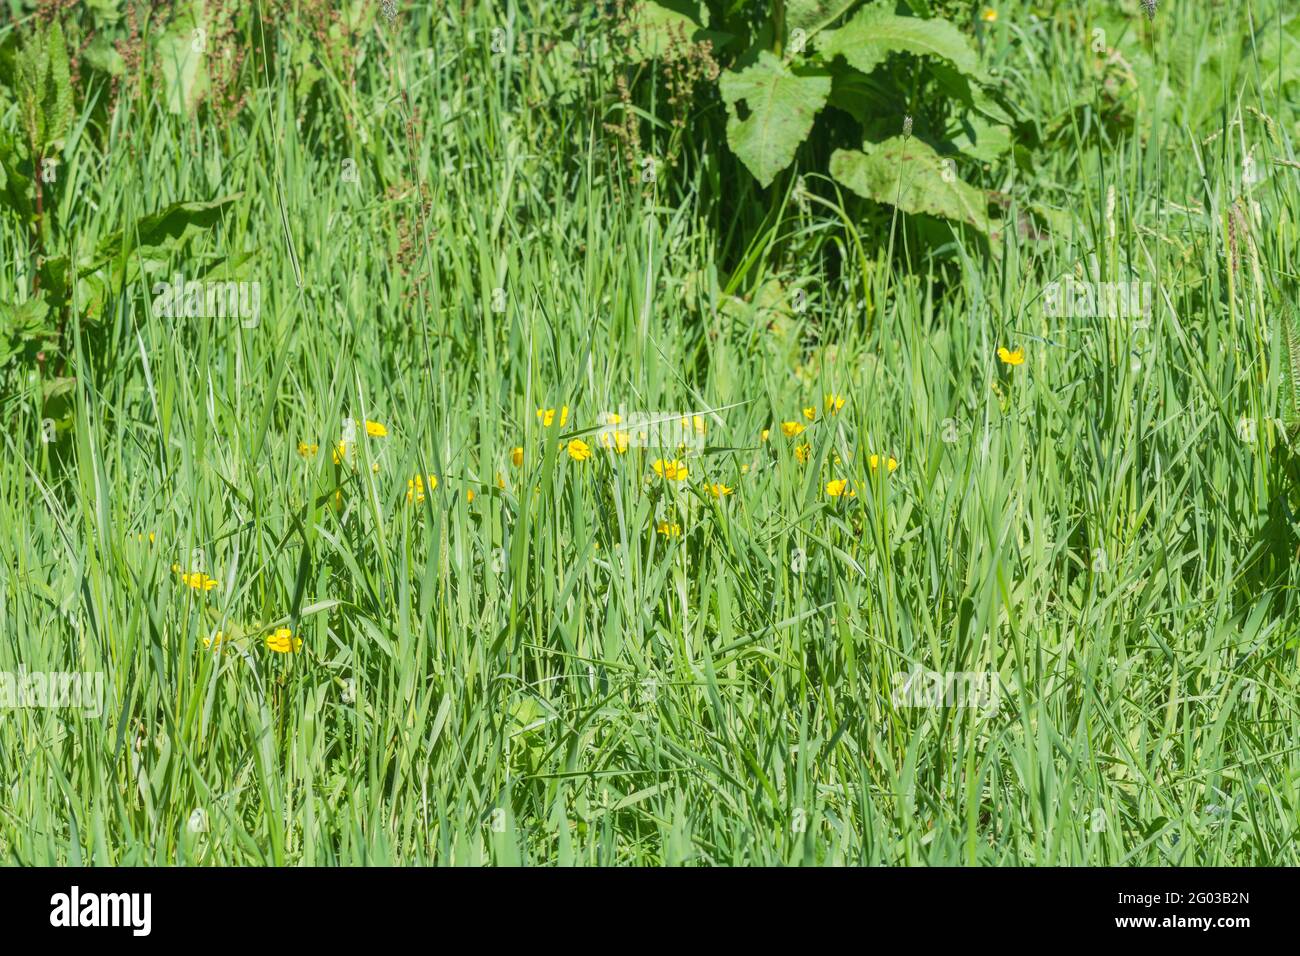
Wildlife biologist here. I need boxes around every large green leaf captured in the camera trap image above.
[786,0,858,35]
[948,114,1012,163]
[0,293,54,367]
[626,1,703,60]
[719,52,830,188]
[0,129,32,217]
[818,7,983,80]
[87,195,242,284]
[14,20,73,153]
[1255,13,1300,92]
[41,21,73,150]
[155,7,210,116]
[830,137,990,232]
[82,35,126,77]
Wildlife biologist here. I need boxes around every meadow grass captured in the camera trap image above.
[1,0,1298,865]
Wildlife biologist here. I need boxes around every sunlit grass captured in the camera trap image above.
[0,0,1298,865]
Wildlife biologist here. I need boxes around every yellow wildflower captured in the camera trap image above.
[537,406,569,427]
[177,568,217,592]
[869,454,900,473]
[333,441,347,464]
[981,8,997,23]
[802,407,816,421]
[365,420,388,437]
[825,479,855,498]
[706,483,733,498]
[781,421,806,438]
[997,346,1025,366]
[567,438,592,461]
[406,473,438,504]
[656,521,682,537]
[511,447,524,467]
[266,627,302,653]
[794,443,811,464]
[599,429,630,453]
[824,393,846,414]
[297,442,318,457]
[652,458,688,481]
[761,428,770,441]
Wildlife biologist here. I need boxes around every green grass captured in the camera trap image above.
[1,0,1299,865]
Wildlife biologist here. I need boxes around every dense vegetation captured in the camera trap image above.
[1,0,1299,864]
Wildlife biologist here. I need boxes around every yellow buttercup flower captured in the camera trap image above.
[652,458,688,481]
[176,568,217,592]
[466,489,475,503]
[795,443,811,464]
[266,627,302,653]
[511,446,524,467]
[567,438,592,461]
[656,521,682,537]
[981,8,997,23]
[606,412,622,424]
[997,346,1025,366]
[297,442,318,457]
[365,420,388,437]
[203,631,228,649]
[706,483,733,498]
[781,421,806,438]
[599,429,630,453]
[406,473,438,503]
[692,415,706,435]
[869,454,899,473]
[761,428,771,441]
[537,406,569,427]
[496,473,506,489]
[824,393,846,414]
[333,441,348,464]
[802,406,816,421]
[825,479,855,498]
